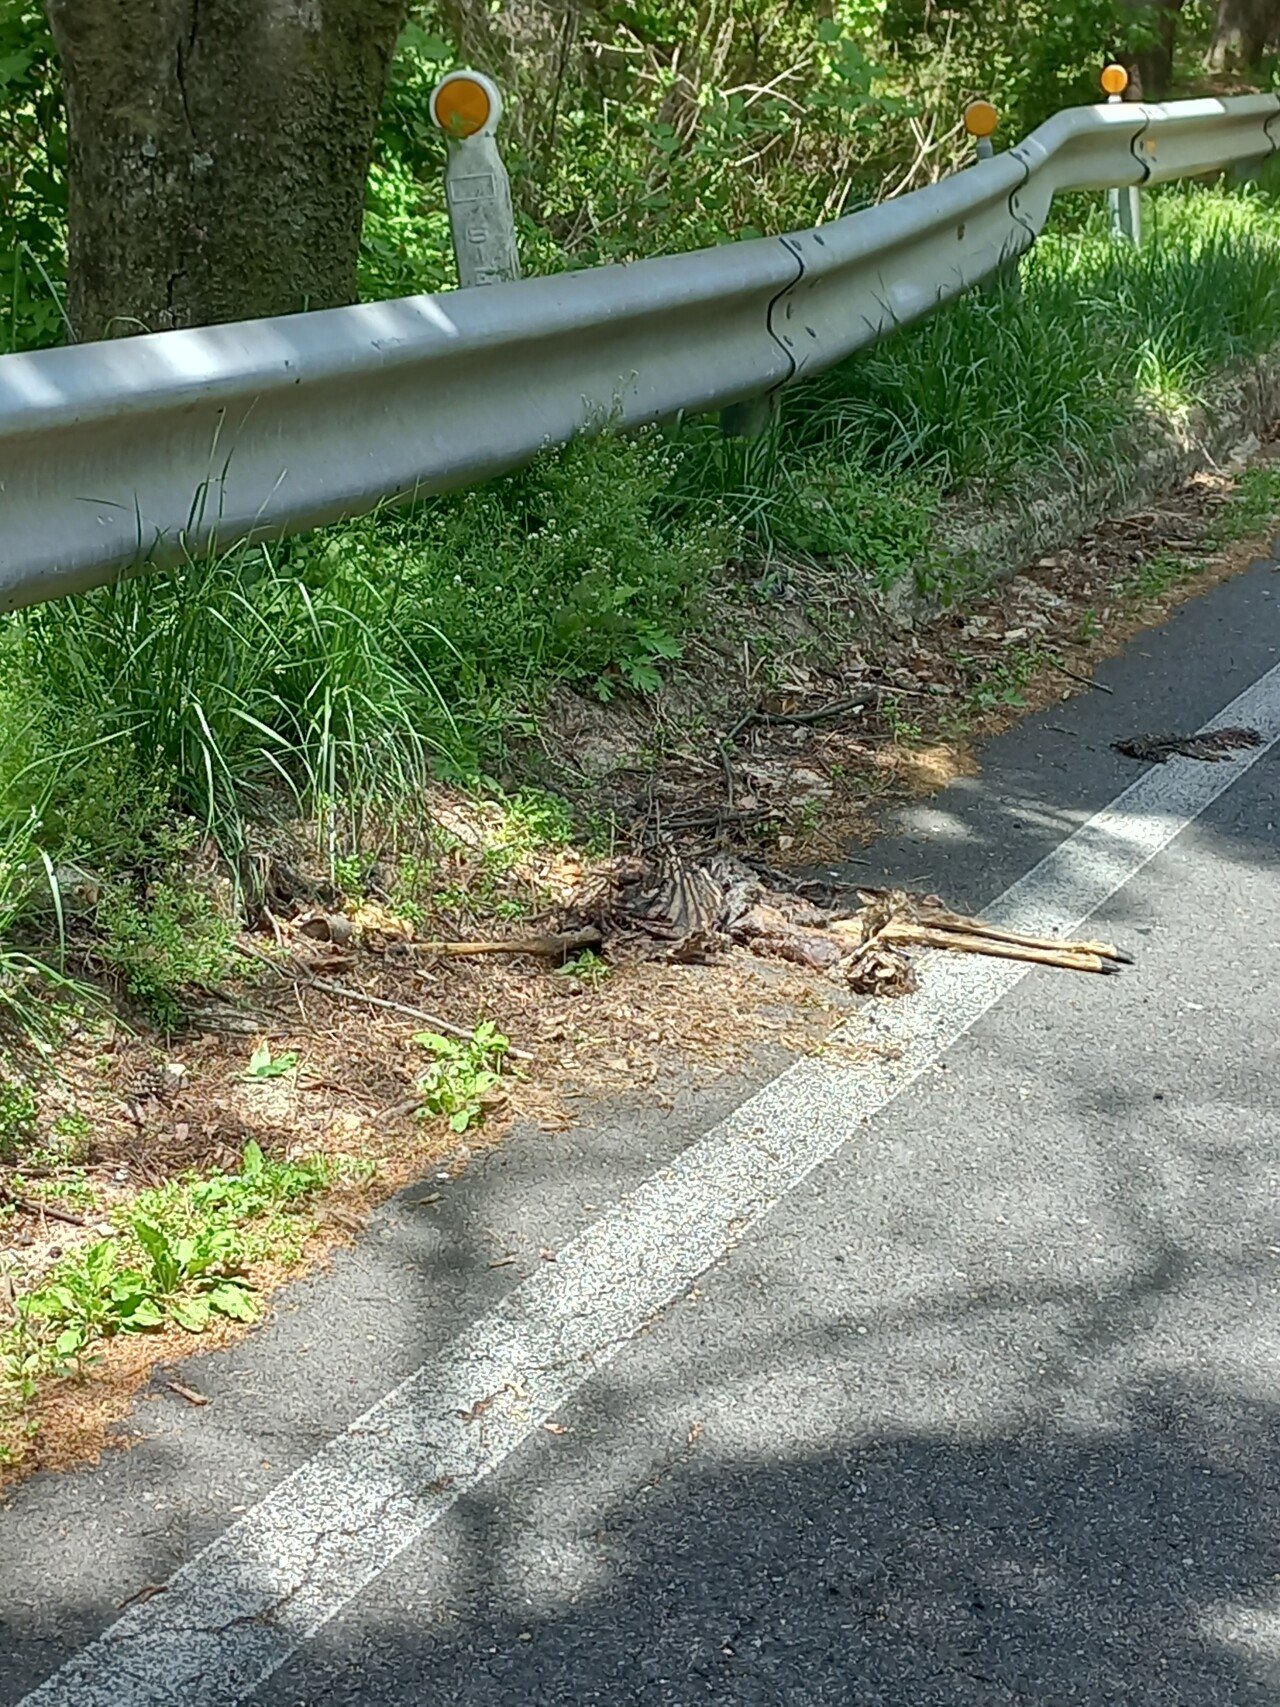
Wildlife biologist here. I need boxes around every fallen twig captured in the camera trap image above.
[661,807,773,832]
[851,890,1131,964]
[912,909,1131,964]
[380,1096,427,1122]
[1048,657,1113,694]
[165,1379,210,1407]
[875,920,1119,975]
[391,926,602,960]
[716,693,875,811]
[0,1186,86,1226]
[307,977,533,1061]
[724,691,875,746]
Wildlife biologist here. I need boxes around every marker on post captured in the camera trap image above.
[964,99,1021,296]
[430,69,521,288]
[963,98,1000,163]
[1101,63,1142,245]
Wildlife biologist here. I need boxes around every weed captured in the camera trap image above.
[883,704,924,744]
[244,1042,299,1081]
[333,852,369,902]
[557,949,611,989]
[959,645,1046,716]
[413,1022,509,1133]
[98,881,240,1033]
[13,1169,96,1211]
[1123,548,1197,602]
[0,1079,37,1162]
[1,1139,351,1447]
[1209,465,1280,546]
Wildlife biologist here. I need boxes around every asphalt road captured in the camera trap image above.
[3,555,1280,1706]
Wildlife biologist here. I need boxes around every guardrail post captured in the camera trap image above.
[1101,64,1142,244]
[430,70,521,287]
[720,392,779,440]
[963,100,1021,297]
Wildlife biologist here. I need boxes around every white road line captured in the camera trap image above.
[20,665,1280,1707]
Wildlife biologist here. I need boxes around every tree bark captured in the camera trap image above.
[1119,0,1185,100]
[1205,0,1280,69]
[44,0,409,341]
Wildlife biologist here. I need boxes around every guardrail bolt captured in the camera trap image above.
[430,70,521,288]
[1101,63,1143,244]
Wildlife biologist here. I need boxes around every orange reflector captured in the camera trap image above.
[431,74,493,138]
[963,99,999,140]
[1100,63,1129,96]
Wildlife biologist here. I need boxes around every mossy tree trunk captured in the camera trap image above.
[1205,0,1280,69]
[44,0,409,341]
[1118,0,1185,99]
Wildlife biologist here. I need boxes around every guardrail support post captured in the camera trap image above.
[720,392,778,441]
[1108,180,1142,243]
[431,71,521,288]
[1101,65,1142,244]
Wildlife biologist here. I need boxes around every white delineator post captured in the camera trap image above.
[1101,63,1142,244]
[430,70,521,288]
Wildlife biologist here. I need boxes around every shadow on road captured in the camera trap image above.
[300,1375,1280,1705]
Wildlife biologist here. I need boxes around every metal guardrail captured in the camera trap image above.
[1,93,1277,613]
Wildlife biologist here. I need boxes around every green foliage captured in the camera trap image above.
[0,1076,37,1162]
[557,948,612,988]
[1,1139,345,1440]
[413,1020,509,1132]
[20,1217,256,1349]
[0,0,65,352]
[367,0,1195,290]
[1209,462,1280,544]
[244,1042,299,1080]
[0,802,95,1045]
[327,428,717,741]
[98,881,240,1033]
[1,1138,341,1445]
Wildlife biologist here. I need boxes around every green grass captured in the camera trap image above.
[755,183,1280,592]
[2,177,1280,1032]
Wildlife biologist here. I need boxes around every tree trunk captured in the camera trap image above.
[44,0,409,341]
[1119,0,1185,100]
[1206,0,1280,69]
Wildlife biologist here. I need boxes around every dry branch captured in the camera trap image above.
[874,921,1120,975]
[392,927,602,960]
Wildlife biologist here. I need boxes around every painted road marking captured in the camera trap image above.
[19,662,1280,1707]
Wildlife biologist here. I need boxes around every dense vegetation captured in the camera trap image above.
[1,1,1279,1030]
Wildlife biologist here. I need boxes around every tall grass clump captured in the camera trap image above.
[0,427,720,884]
